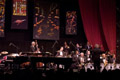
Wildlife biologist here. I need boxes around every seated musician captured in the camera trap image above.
[112,54,116,64]
[86,50,92,63]
[79,52,86,69]
[106,51,113,63]
[56,47,65,57]
[71,50,80,69]
[102,53,108,66]
[85,42,92,51]
[75,43,82,54]
[106,51,116,64]
[63,41,70,56]
[55,47,66,69]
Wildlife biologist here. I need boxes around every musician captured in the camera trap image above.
[30,41,37,52]
[35,40,38,48]
[63,41,70,56]
[102,53,108,66]
[112,54,116,64]
[30,40,39,53]
[71,50,80,69]
[36,48,41,53]
[55,47,65,69]
[79,52,86,68]
[92,44,102,72]
[75,43,82,54]
[72,50,80,64]
[85,42,92,51]
[106,51,114,63]
[56,47,64,57]
[86,50,92,63]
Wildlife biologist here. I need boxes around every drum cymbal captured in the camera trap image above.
[1,51,8,55]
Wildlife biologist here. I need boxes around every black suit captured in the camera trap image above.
[107,54,113,63]
[30,46,37,52]
[71,54,80,69]
[75,47,82,53]
[92,48,102,71]
[86,54,92,63]
[85,45,92,51]
[79,56,86,64]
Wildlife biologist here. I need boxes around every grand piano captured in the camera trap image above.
[6,52,72,70]
[30,56,72,70]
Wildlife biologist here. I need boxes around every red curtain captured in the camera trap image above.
[78,0,116,53]
[99,0,116,54]
[78,0,105,50]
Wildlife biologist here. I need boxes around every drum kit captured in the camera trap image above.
[0,51,20,59]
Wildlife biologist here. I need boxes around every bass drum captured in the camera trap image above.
[36,55,44,68]
[20,62,30,68]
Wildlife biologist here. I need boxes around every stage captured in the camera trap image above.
[0,67,119,80]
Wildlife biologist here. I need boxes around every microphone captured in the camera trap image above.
[9,43,12,46]
[52,40,58,48]
[9,43,16,48]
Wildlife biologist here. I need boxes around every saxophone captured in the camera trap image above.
[79,57,85,69]
[103,58,108,67]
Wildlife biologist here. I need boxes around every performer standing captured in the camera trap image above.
[30,41,36,52]
[30,40,39,53]
[30,40,42,68]
[92,44,102,72]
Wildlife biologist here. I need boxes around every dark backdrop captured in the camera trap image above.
[0,0,87,54]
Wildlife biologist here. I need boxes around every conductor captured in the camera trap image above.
[92,44,102,72]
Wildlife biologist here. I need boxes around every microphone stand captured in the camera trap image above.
[69,41,75,48]
[10,43,20,53]
[52,41,58,56]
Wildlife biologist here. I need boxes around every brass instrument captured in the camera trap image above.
[79,57,85,69]
[104,59,108,67]
[102,54,108,67]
